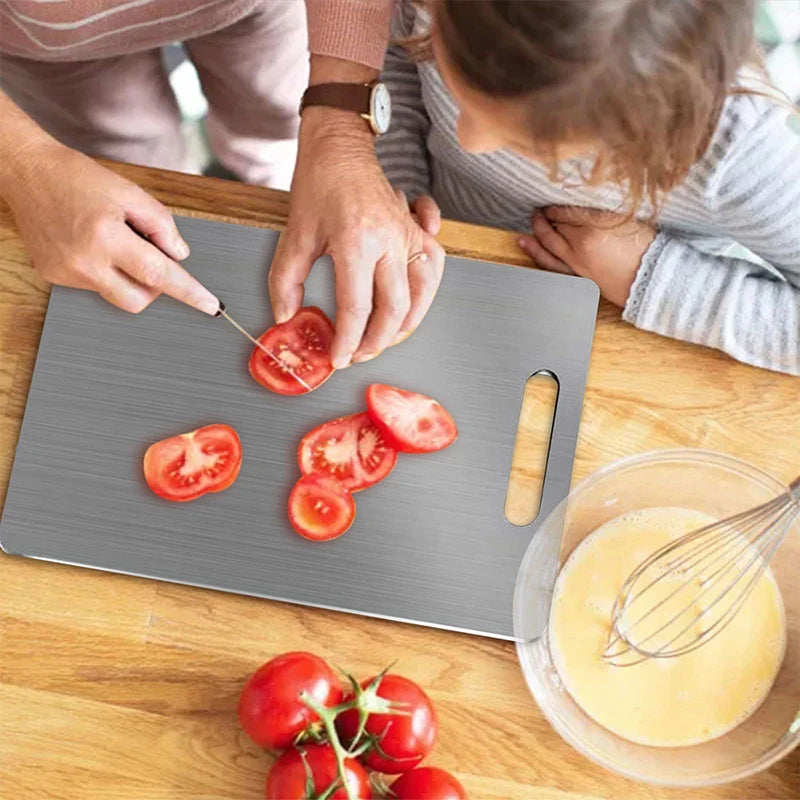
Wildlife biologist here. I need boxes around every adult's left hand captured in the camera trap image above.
[269,111,445,368]
[519,206,657,307]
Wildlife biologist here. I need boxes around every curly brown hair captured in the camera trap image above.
[415,0,761,215]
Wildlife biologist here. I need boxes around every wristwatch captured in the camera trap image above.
[300,81,392,136]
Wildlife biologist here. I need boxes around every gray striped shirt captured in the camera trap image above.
[377,3,800,376]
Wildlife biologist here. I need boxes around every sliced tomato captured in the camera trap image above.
[143,424,242,502]
[249,307,335,396]
[297,412,397,493]
[288,474,355,541]
[366,384,458,454]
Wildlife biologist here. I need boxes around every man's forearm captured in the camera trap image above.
[300,55,379,152]
[309,53,377,86]
[300,0,393,156]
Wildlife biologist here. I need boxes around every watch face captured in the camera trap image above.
[371,83,392,135]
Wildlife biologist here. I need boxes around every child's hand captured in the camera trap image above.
[4,142,218,315]
[518,206,657,307]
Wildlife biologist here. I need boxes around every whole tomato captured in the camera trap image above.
[391,767,468,799]
[336,673,438,773]
[239,652,342,749]
[265,744,370,800]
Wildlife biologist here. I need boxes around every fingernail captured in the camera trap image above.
[332,355,352,369]
[519,237,529,250]
[198,294,220,316]
[177,239,190,259]
[391,330,412,346]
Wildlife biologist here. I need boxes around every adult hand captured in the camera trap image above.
[269,110,444,368]
[3,141,218,315]
[519,206,657,307]
[410,194,442,236]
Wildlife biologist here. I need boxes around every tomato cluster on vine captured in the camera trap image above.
[239,651,467,800]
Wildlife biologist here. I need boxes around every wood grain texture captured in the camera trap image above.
[1,161,798,799]
[505,373,559,526]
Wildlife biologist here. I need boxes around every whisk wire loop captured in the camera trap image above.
[606,502,775,651]
[603,477,800,666]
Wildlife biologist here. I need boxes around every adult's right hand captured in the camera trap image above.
[269,109,445,369]
[2,139,218,315]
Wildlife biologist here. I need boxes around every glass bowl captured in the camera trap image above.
[513,450,799,787]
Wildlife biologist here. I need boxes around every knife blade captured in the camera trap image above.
[215,302,313,392]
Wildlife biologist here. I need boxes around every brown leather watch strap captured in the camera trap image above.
[300,82,373,116]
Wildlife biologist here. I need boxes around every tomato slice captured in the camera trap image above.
[297,412,397,492]
[366,384,458,454]
[288,474,355,541]
[143,424,242,502]
[249,307,335,396]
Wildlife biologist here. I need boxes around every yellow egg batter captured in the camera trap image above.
[549,507,785,747]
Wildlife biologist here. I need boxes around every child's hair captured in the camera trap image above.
[421,0,759,215]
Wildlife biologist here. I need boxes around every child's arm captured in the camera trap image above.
[623,106,800,375]
[375,2,433,203]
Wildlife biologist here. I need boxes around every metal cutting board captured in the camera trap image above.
[0,216,598,639]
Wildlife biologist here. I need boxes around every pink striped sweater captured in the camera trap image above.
[0,0,392,66]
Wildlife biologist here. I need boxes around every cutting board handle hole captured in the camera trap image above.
[504,371,559,527]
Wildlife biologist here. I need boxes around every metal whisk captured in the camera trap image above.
[604,476,800,667]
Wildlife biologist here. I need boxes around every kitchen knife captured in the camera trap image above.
[214,302,312,392]
[133,213,427,393]
[124,224,313,392]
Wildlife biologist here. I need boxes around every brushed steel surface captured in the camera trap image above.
[0,217,598,639]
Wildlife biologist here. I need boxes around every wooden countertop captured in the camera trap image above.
[1,162,798,799]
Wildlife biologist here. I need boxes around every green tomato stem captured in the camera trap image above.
[300,691,358,800]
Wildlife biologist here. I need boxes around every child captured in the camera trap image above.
[377,0,800,375]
